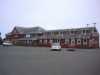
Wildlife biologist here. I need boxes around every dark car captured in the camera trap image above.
[67,48,75,51]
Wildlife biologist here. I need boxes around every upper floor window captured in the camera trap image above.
[63,31,66,34]
[66,31,69,34]
[53,32,59,36]
[30,34,36,37]
[38,33,43,37]
[54,32,59,35]
[60,32,62,34]
[83,30,86,34]
[71,31,73,34]
[47,32,51,35]
[94,28,97,32]
[86,30,91,33]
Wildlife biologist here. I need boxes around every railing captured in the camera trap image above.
[29,32,96,39]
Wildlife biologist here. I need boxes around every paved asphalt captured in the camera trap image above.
[0,46,100,75]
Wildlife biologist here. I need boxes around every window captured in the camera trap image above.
[47,32,50,35]
[94,29,97,32]
[53,39,57,43]
[66,31,69,34]
[44,40,47,44]
[78,41,80,43]
[53,39,60,43]
[71,39,75,45]
[74,31,77,34]
[83,30,85,33]
[63,31,66,34]
[83,39,87,43]
[14,35,18,38]
[65,39,69,44]
[77,39,81,44]
[54,32,59,35]
[60,32,62,34]
[86,30,91,33]
[40,40,42,43]
[72,40,75,43]
[71,31,73,34]
[84,39,86,42]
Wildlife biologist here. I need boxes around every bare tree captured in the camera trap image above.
[0,32,3,45]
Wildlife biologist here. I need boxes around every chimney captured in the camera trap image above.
[93,23,96,27]
[86,24,89,27]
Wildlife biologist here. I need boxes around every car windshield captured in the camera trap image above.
[52,43,60,46]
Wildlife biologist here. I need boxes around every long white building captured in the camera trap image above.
[6,26,99,48]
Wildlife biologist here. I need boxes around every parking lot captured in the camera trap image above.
[0,46,100,75]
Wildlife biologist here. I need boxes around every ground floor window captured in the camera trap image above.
[44,40,47,44]
[83,39,87,44]
[52,39,60,43]
[77,39,81,44]
[39,40,42,43]
[71,39,75,45]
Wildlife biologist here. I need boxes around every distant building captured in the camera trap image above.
[6,26,99,48]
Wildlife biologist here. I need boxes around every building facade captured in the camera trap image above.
[0,32,2,45]
[6,26,99,48]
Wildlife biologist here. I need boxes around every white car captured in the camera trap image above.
[3,41,13,46]
[51,43,61,51]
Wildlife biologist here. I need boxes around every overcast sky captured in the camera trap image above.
[0,0,100,38]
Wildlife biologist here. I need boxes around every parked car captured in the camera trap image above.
[51,43,61,51]
[3,41,13,46]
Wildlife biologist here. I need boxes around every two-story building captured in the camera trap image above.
[6,26,99,48]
